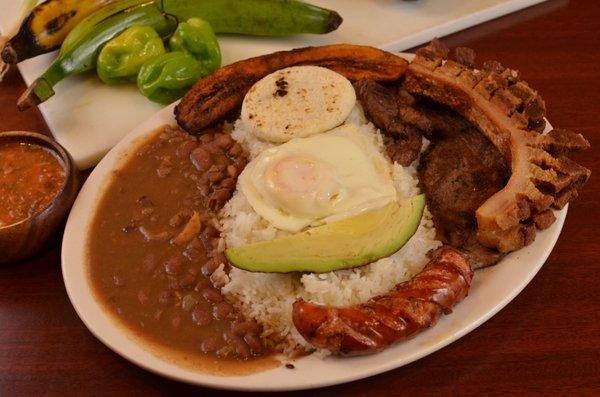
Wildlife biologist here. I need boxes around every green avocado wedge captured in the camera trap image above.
[225,195,425,274]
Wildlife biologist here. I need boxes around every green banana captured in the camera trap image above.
[60,0,151,53]
[17,2,176,110]
[2,0,118,64]
[161,0,342,36]
[17,0,343,110]
[8,0,341,65]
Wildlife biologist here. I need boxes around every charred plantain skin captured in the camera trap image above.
[175,44,409,133]
[2,0,116,64]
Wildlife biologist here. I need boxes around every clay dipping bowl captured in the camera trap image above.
[0,131,80,264]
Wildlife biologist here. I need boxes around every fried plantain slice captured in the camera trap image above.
[175,44,408,133]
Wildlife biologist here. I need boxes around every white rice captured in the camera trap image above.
[217,105,441,354]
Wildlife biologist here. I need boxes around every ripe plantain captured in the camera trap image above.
[175,45,409,133]
[2,0,117,65]
[0,0,38,80]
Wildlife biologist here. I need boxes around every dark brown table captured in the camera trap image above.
[1,1,598,395]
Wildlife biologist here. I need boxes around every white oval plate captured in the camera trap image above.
[62,55,566,391]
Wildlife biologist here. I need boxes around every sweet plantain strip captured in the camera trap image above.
[175,44,408,133]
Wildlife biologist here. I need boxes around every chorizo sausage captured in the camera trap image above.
[292,247,473,355]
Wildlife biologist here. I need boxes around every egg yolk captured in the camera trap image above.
[264,154,344,218]
[238,124,399,233]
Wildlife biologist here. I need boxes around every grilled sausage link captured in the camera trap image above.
[292,247,473,355]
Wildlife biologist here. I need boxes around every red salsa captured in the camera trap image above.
[0,142,65,227]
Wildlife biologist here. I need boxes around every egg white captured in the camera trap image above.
[238,124,397,233]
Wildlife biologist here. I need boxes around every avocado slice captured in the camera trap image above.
[225,195,425,273]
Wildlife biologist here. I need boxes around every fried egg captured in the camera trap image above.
[240,66,356,143]
[238,124,397,232]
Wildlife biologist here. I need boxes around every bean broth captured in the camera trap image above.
[88,126,278,375]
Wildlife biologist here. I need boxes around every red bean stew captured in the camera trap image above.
[88,126,276,372]
[0,142,65,227]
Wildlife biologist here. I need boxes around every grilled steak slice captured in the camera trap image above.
[382,132,423,167]
[404,40,591,252]
[355,79,422,166]
[354,73,509,266]
[419,122,508,268]
[461,236,505,269]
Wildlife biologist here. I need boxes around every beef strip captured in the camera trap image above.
[417,115,509,268]
[372,84,508,267]
[381,132,423,167]
[403,40,590,253]
[397,92,474,140]
[356,77,510,268]
[354,79,422,166]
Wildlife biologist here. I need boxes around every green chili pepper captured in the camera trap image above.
[137,51,206,104]
[169,18,221,74]
[97,25,166,84]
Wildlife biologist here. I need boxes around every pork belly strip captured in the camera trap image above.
[403,40,590,252]
[292,247,472,355]
[175,45,408,133]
